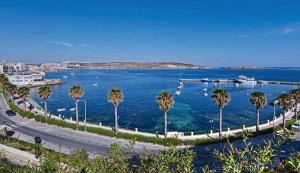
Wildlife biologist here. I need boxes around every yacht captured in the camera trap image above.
[235,75,257,85]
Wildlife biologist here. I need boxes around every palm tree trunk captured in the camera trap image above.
[256,109,260,132]
[23,98,26,111]
[164,111,168,137]
[282,111,286,129]
[295,102,298,120]
[44,100,48,123]
[114,106,118,133]
[75,100,79,129]
[219,108,222,139]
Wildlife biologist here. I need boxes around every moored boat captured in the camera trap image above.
[235,75,257,85]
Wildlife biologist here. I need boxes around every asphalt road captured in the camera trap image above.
[0,95,165,158]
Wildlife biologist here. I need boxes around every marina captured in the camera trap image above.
[30,69,300,134]
[179,78,300,86]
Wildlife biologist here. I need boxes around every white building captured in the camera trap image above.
[13,62,27,72]
[7,72,45,86]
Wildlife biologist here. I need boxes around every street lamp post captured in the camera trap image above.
[78,99,87,131]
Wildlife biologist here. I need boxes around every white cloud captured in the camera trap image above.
[50,41,73,47]
[81,44,95,49]
[282,28,295,34]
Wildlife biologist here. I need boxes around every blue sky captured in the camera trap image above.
[0,0,300,66]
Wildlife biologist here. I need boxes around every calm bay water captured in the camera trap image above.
[30,69,300,134]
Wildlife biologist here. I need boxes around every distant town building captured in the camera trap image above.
[0,60,28,74]
[7,72,45,86]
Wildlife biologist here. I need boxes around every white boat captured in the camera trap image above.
[177,85,183,90]
[203,93,208,97]
[175,90,181,95]
[69,108,75,111]
[92,83,98,86]
[257,80,268,85]
[57,108,66,112]
[202,88,207,91]
[235,75,257,85]
[201,78,209,82]
[63,75,68,79]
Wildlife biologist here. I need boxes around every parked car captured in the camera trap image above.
[5,110,16,116]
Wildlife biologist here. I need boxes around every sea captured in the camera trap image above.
[30,68,300,135]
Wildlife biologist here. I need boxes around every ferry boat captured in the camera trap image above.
[235,75,257,85]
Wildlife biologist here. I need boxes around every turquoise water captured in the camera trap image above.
[30,69,299,134]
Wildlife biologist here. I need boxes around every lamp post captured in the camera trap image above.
[78,99,87,131]
[209,119,214,132]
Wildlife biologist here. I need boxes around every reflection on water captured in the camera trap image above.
[30,69,299,134]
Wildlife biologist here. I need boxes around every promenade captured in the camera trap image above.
[28,96,297,140]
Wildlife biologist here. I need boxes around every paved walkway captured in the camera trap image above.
[0,94,166,158]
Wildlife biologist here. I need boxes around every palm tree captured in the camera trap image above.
[156,91,174,137]
[276,93,294,129]
[18,86,30,111]
[290,88,300,119]
[5,83,17,101]
[108,88,124,133]
[69,85,84,129]
[250,91,267,132]
[38,85,52,122]
[212,88,230,139]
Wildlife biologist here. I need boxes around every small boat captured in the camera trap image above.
[175,90,181,95]
[257,80,268,85]
[201,78,209,82]
[179,82,184,86]
[57,108,66,112]
[177,85,183,90]
[202,88,207,91]
[203,93,208,97]
[92,83,98,86]
[69,108,75,111]
[63,75,68,79]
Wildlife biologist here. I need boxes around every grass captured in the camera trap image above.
[0,134,69,163]
[8,101,181,146]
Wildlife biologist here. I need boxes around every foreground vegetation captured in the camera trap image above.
[1,132,300,173]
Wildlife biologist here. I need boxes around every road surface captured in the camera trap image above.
[0,95,165,158]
